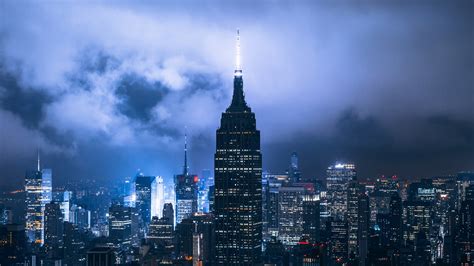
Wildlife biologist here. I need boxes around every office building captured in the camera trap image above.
[44,202,64,258]
[135,174,155,226]
[214,30,263,264]
[326,163,356,221]
[108,203,132,247]
[175,133,198,224]
[25,154,52,245]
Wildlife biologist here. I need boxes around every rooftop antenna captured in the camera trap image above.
[234,29,242,76]
[183,126,189,176]
[37,149,41,172]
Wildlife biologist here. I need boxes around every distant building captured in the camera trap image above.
[263,173,288,240]
[108,203,132,247]
[208,185,214,213]
[326,163,356,221]
[25,154,52,245]
[63,221,87,265]
[0,224,26,265]
[358,192,370,266]
[329,219,348,265]
[52,190,72,222]
[70,204,91,230]
[286,152,302,184]
[152,176,164,219]
[347,181,365,262]
[388,193,403,248]
[87,246,115,266]
[135,174,155,226]
[44,202,64,258]
[302,194,320,243]
[162,203,174,229]
[175,213,215,265]
[147,216,174,245]
[175,133,198,224]
[278,186,305,246]
[457,184,474,265]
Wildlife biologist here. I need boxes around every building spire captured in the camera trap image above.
[228,29,249,111]
[37,149,41,172]
[234,29,242,77]
[183,127,189,176]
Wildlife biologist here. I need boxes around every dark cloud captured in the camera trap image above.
[0,72,50,128]
[116,75,166,122]
[0,0,473,190]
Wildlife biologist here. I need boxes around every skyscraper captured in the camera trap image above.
[162,203,174,228]
[25,154,52,245]
[44,202,64,258]
[278,186,305,246]
[214,30,263,264]
[287,152,301,184]
[326,163,356,221]
[302,194,320,244]
[175,133,198,225]
[152,176,164,218]
[108,203,132,247]
[347,181,361,261]
[135,174,155,226]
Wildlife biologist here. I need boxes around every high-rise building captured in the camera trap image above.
[358,193,370,266]
[388,193,403,248]
[329,219,348,265]
[287,152,301,184]
[346,181,370,265]
[175,133,198,224]
[262,173,288,241]
[278,186,305,246]
[458,184,474,265]
[162,203,174,228]
[108,203,132,247]
[70,204,91,230]
[87,247,115,266]
[135,174,155,226]
[0,224,26,265]
[63,221,88,265]
[347,181,361,260]
[0,204,9,225]
[214,30,263,264]
[25,154,52,245]
[147,216,174,246]
[302,194,320,243]
[404,201,432,253]
[326,163,356,221]
[52,190,72,222]
[198,169,213,213]
[44,202,64,258]
[175,213,215,265]
[208,185,215,213]
[152,176,164,218]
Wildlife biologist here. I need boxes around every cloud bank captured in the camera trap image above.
[0,1,473,189]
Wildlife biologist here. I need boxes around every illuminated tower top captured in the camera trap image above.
[234,29,242,77]
[183,130,189,176]
[228,29,249,112]
[37,150,41,172]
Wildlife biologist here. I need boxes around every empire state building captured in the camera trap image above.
[214,30,263,265]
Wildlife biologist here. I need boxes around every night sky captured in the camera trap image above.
[0,1,473,190]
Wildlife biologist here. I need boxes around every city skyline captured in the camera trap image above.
[0,1,473,189]
[0,3,473,264]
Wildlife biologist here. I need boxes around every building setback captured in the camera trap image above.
[214,30,263,265]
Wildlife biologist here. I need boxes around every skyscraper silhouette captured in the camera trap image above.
[214,30,262,265]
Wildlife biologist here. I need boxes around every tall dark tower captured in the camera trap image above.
[214,30,262,265]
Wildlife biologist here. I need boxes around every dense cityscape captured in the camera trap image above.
[1,1,473,266]
[0,29,473,266]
